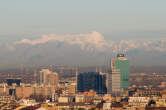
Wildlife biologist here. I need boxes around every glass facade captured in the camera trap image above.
[114,57,130,89]
[77,72,107,94]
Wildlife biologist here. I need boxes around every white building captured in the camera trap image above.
[111,68,121,96]
[129,97,150,107]
[39,69,59,86]
[75,95,85,103]
[58,96,69,103]
[103,101,111,110]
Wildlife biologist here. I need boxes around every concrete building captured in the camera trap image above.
[103,101,112,110]
[111,68,121,96]
[0,85,57,98]
[39,69,59,86]
[61,82,76,96]
[129,97,150,107]
[75,95,85,103]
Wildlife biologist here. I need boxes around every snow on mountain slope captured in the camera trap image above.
[14,32,166,53]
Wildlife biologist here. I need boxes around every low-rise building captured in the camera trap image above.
[129,97,150,107]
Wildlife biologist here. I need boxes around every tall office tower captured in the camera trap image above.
[77,72,107,94]
[111,68,121,96]
[39,69,59,86]
[111,54,130,96]
[107,72,112,94]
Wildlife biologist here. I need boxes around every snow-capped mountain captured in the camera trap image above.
[12,31,166,53]
[0,31,166,69]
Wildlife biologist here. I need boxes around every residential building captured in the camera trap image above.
[39,69,59,86]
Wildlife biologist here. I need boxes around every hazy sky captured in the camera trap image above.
[0,0,166,43]
[0,0,166,69]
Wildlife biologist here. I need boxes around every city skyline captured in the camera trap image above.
[1,1,166,109]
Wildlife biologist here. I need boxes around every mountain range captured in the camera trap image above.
[0,31,166,69]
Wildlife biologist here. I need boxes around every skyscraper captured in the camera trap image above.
[110,68,121,96]
[77,72,107,94]
[110,54,130,96]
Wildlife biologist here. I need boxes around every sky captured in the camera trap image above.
[0,0,166,43]
[0,0,166,69]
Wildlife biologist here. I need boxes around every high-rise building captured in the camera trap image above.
[39,69,59,86]
[110,54,130,96]
[77,72,107,94]
[110,68,121,96]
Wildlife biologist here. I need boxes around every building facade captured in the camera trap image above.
[111,68,121,96]
[110,54,130,96]
[77,72,107,94]
[39,69,59,86]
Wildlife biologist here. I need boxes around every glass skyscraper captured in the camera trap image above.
[77,72,107,94]
[115,54,130,88]
[111,54,130,96]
